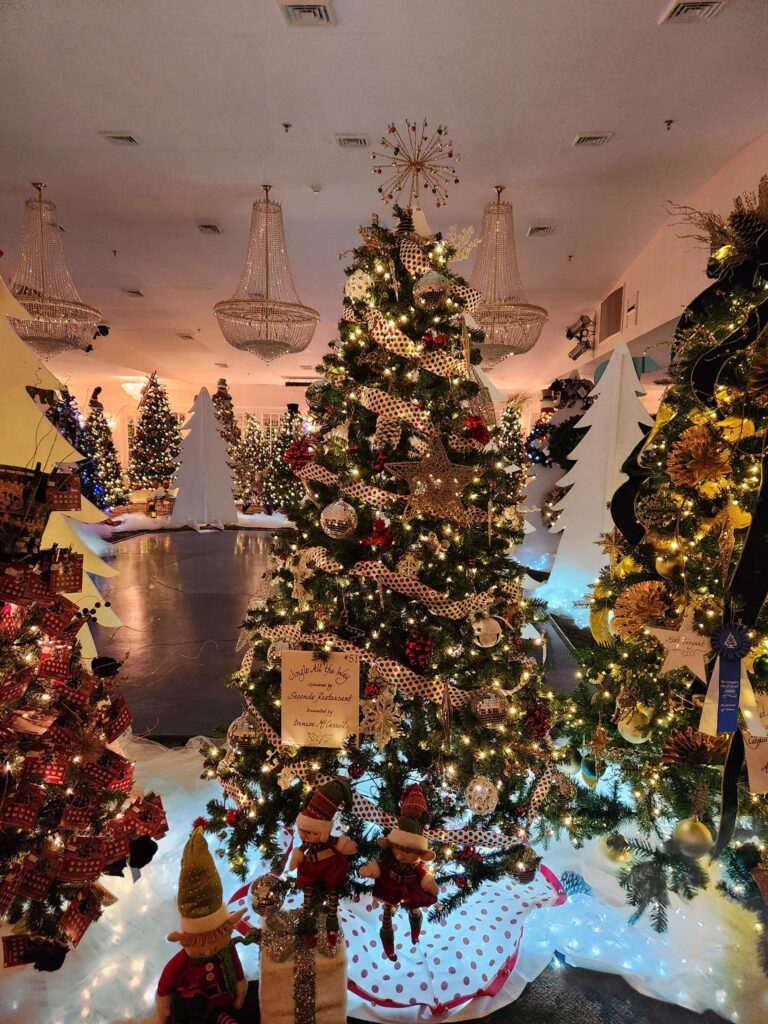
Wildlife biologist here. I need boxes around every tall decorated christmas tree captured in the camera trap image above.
[559,180,768,964]
[498,393,528,496]
[262,403,307,515]
[128,372,181,491]
[82,388,129,509]
[211,377,242,450]
[233,414,271,505]
[0,272,166,971]
[204,128,574,1016]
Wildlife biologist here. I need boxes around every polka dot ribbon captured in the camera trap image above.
[349,560,494,620]
[357,386,433,434]
[365,309,466,380]
[296,461,400,509]
[399,239,433,277]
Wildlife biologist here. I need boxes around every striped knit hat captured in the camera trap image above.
[296,779,352,841]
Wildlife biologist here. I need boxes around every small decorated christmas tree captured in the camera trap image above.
[47,388,107,510]
[128,372,181,491]
[82,388,129,509]
[171,387,238,530]
[262,403,307,515]
[211,377,242,450]
[234,414,271,506]
[498,393,528,496]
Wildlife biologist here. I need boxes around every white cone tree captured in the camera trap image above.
[541,343,652,623]
[171,387,238,530]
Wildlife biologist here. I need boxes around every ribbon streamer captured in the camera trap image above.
[349,560,494,619]
[399,239,433,277]
[357,386,434,435]
[609,425,654,546]
[296,462,400,510]
[699,623,765,737]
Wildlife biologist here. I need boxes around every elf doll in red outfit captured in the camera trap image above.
[359,784,438,961]
[156,828,248,1024]
[289,779,357,948]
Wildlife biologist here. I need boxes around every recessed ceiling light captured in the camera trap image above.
[98,131,139,146]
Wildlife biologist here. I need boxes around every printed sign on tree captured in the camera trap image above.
[281,650,359,748]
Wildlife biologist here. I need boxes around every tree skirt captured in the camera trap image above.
[1,738,765,1024]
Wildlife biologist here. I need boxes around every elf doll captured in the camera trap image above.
[289,778,357,948]
[156,828,248,1024]
[359,784,438,961]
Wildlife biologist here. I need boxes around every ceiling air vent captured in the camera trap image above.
[573,132,614,147]
[98,131,139,146]
[658,1,728,24]
[177,333,194,340]
[335,134,369,149]
[122,288,144,298]
[527,224,555,237]
[279,2,336,27]
[284,379,321,387]
[197,223,222,235]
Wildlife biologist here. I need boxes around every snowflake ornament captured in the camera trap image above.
[361,690,403,750]
[345,269,374,301]
[277,764,299,791]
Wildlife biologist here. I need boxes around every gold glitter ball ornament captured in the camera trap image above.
[413,271,451,310]
[671,817,713,858]
[599,833,631,863]
[667,425,732,488]
[613,581,669,639]
[465,775,499,814]
[319,499,358,539]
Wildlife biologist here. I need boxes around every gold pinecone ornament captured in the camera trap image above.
[660,728,730,766]
[667,425,732,488]
[613,581,669,639]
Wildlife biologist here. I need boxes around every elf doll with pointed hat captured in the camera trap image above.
[359,783,438,961]
[289,778,357,948]
[156,828,248,1024]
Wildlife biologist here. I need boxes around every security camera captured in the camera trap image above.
[93,324,110,338]
[565,314,593,340]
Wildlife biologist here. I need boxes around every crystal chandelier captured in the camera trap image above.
[470,186,547,367]
[215,186,319,363]
[10,183,101,358]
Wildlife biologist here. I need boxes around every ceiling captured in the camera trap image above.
[2,0,768,408]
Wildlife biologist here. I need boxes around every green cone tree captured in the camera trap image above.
[128,373,181,490]
[83,392,129,509]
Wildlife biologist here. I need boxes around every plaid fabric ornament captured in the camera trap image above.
[55,670,97,710]
[83,748,134,793]
[101,828,131,866]
[34,596,80,639]
[57,838,107,883]
[22,748,73,785]
[59,789,99,830]
[100,695,132,743]
[0,781,46,829]
[16,856,56,900]
[59,888,101,946]
[37,642,74,682]
[124,794,168,839]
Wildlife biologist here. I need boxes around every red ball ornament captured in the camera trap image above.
[405,630,433,670]
[455,876,466,889]
[364,682,381,698]
[192,815,209,831]
[523,707,552,740]
[225,808,241,827]
[349,764,364,781]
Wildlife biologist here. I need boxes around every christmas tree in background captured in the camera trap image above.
[171,387,238,530]
[262,403,307,515]
[203,143,579,1008]
[128,372,181,491]
[0,272,166,970]
[541,343,652,623]
[559,180,768,965]
[47,388,107,510]
[211,377,242,450]
[498,393,528,497]
[82,388,129,509]
[233,414,271,506]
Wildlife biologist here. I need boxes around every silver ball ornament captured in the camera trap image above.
[465,775,499,814]
[413,271,450,310]
[320,499,358,539]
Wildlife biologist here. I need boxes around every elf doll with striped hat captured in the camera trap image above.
[156,828,248,1024]
[359,784,438,961]
[289,778,357,948]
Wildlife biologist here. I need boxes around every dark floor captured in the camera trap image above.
[92,529,276,736]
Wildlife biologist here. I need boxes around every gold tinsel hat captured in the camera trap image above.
[167,828,245,946]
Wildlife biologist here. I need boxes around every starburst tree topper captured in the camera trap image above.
[371,119,460,208]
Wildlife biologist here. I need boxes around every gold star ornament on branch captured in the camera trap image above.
[648,610,711,681]
[371,119,460,208]
[385,436,475,525]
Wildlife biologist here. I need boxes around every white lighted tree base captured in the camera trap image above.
[1,738,761,1024]
[172,387,239,530]
[541,344,652,625]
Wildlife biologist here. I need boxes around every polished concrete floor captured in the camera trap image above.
[93,529,276,737]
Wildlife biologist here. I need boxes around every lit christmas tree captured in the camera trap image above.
[559,179,768,965]
[233,414,271,506]
[82,388,129,510]
[128,372,181,491]
[497,393,528,493]
[211,377,241,449]
[262,403,308,515]
[203,195,575,1014]
[0,271,166,971]
[47,388,107,510]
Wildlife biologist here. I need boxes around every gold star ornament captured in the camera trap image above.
[385,436,475,525]
[648,611,711,681]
